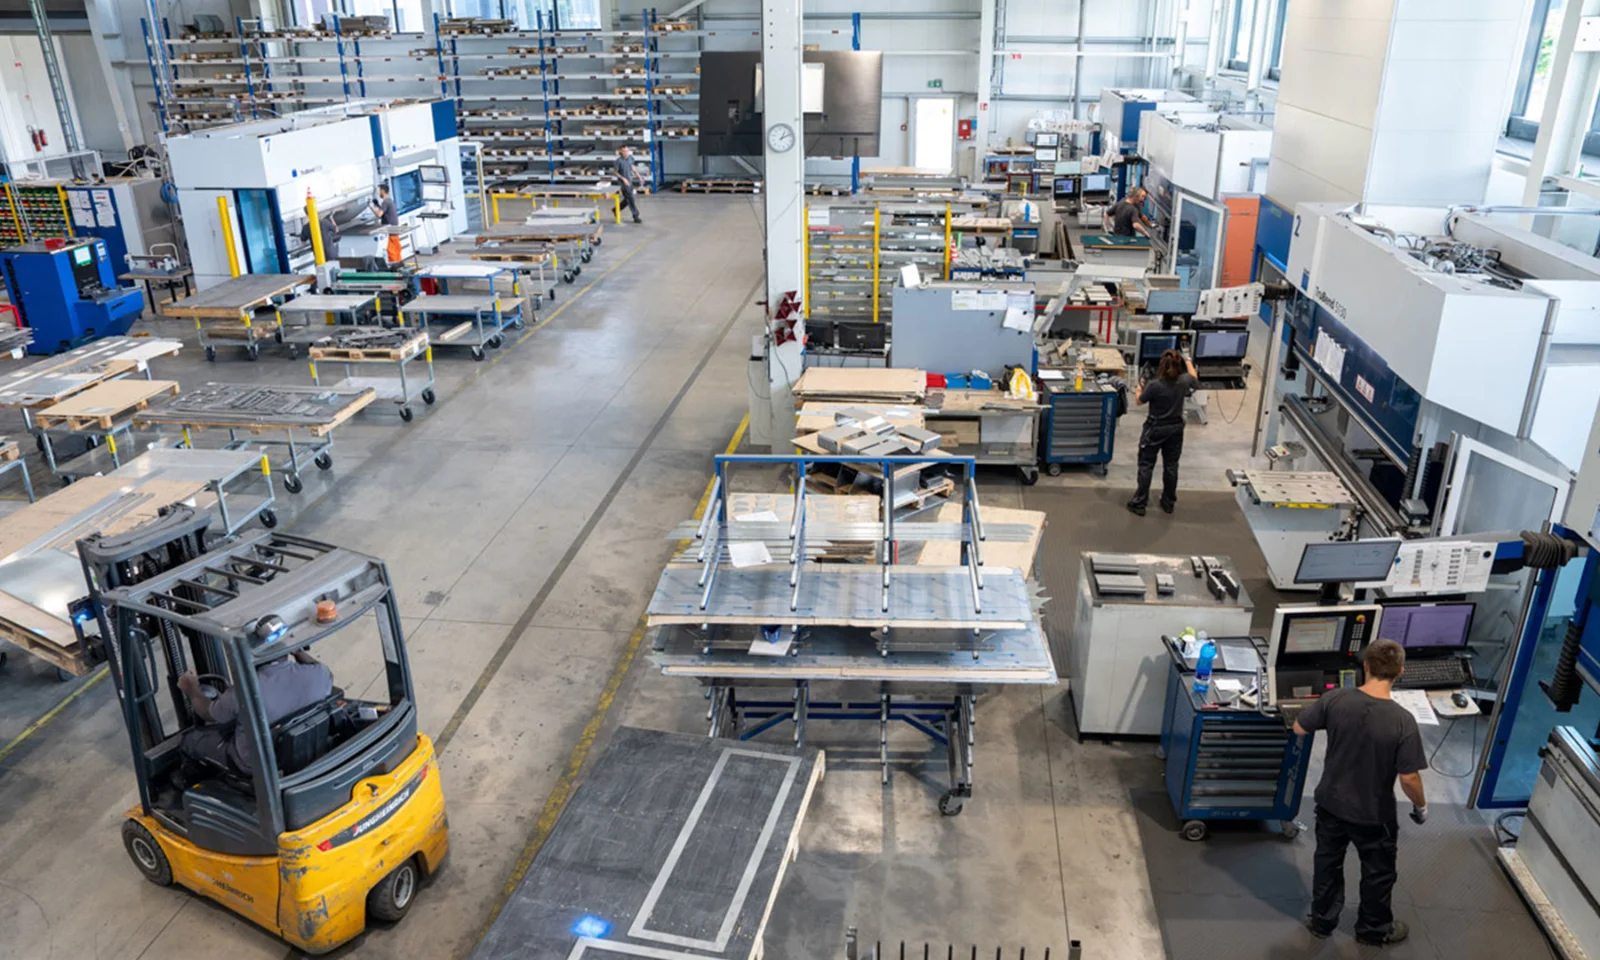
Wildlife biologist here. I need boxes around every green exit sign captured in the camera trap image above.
[927,79,943,89]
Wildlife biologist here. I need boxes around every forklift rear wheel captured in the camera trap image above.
[314,452,334,470]
[122,820,173,886]
[1181,820,1208,842]
[284,474,304,494]
[205,345,217,362]
[259,508,278,529]
[367,858,420,923]
[1046,463,1063,477]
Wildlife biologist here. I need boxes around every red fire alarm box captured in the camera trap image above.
[958,118,974,140]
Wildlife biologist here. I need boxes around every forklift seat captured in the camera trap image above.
[271,687,349,776]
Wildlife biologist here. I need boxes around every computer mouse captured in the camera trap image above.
[1451,691,1470,709]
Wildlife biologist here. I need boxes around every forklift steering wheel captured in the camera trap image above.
[196,674,229,700]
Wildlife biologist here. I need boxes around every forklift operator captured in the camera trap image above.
[177,648,334,776]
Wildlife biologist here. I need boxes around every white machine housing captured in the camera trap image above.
[1098,88,1208,157]
[1283,203,1600,537]
[1140,111,1272,201]
[168,99,467,289]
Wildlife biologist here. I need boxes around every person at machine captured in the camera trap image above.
[1293,639,1429,947]
[176,647,334,776]
[615,145,645,224]
[1103,186,1150,238]
[1126,348,1197,516]
[298,212,341,255]
[369,183,399,226]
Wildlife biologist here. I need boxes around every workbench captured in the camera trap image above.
[308,326,435,422]
[490,183,622,224]
[134,382,375,494]
[476,222,601,284]
[163,273,313,361]
[472,727,823,960]
[30,377,181,481]
[459,245,557,307]
[273,293,385,356]
[402,266,524,360]
[118,266,194,315]
[922,388,1044,484]
[0,447,277,678]
[1159,636,1312,841]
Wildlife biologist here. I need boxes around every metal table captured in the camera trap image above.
[1230,469,1362,591]
[308,327,435,422]
[118,266,194,315]
[461,247,557,306]
[105,446,278,533]
[162,273,313,361]
[922,388,1045,484]
[476,222,601,284]
[274,293,385,355]
[29,378,181,482]
[400,284,522,361]
[490,183,622,224]
[134,383,376,494]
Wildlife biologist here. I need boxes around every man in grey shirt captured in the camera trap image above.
[179,648,335,775]
[616,145,644,224]
[369,183,399,226]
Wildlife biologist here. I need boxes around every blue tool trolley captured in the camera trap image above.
[1159,636,1313,841]
[1041,379,1118,476]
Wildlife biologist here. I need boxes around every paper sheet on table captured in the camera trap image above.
[1002,305,1032,331]
[1216,640,1260,673]
[1213,678,1245,694]
[734,510,781,523]
[748,634,793,656]
[1390,688,1439,726]
[1038,369,1066,380]
[727,541,773,568]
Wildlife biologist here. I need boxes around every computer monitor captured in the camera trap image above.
[1145,289,1201,316]
[1377,601,1475,651]
[1194,329,1249,361]
[1054,178,1077,198]
[1034,132,1060,147]
[1083,173,1111,192]
[1283,614,1348,654]
[391,169,424,215]
[1137,331,1181,364]
[1268,604,1383,704]
[1294,540,1402,585]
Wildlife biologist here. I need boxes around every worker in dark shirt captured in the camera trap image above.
[369,184,399,226]
[1126,348,1196,516]
[615,145,644,224]
[1104,186,1150,237]
[177,647,335,776]
[1294,639,1429,947]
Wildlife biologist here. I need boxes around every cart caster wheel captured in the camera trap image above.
[490,336,504,349]
[84,435,99,449]
[594,236,603,247]
[547,288,557,302]
[399,406,414,422]
[1019,466,1039,485]
[247,343,261,361]
[258,508,278,529]
[122,820,173,887]
[1181,820,1208,842]
[273,328,284,344]
[421,388,436,405]
[1281,820,1303,840]
[204,345,217,362]
[574,264,583,277]
[55,666,73,682]
[1046,463,1063,477]
[512,317,526,330]
[581,250,592,263]
[471,347,485,361]
[937,792,964,817]
[314,452,333,470]
[34,434,45,453]
[1092,464,1109,478]
[284,474,304,494]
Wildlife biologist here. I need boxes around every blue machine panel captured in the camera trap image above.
[1255,196,1293,273]
[1122,101,1155,151]
[0,239,143,353]
[1286,294,1421,459]
[63,187,135,289]
[431,99,457,142]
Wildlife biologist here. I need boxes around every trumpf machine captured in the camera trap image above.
[0,239,144,353]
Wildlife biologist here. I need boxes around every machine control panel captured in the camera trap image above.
[1267,603,1383,705]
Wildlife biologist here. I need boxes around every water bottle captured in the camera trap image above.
[1193,637,1217,694]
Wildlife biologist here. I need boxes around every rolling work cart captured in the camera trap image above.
[1040,378,1119,476]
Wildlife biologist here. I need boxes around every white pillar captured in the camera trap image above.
[975,0,996,153]
[1524,0,1600,204]
[1245,0,1272,93]
[749,0,806,450]
[1203,0,1223,82]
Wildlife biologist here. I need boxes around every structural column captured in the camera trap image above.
[1524,0,1600,204]
[749,0,806,449]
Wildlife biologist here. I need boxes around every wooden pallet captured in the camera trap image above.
[307,338,427,363]
[653,19,692,30]
[201,318,283,340]
[807,183,853,196]
[0,440,18,463]
[33,379,181,430]
[679,179,762,194]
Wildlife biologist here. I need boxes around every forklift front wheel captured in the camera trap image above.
[367,857,420,923]
[122,820,174,886]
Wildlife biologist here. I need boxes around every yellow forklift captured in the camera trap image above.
[77,506,449,954]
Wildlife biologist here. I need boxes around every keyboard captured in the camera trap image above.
[1394,657,1469,690]
[1197,365,1248,380]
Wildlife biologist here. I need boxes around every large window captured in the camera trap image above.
[292,0,428,31]
[1508,0,1567,140]
[1267,0,1289,81]
[1226,0,1256,72]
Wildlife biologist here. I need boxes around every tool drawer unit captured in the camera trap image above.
[1041,379,1118,475]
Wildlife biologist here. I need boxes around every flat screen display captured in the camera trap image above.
[1145,289,1201,315]
[1283,615,1346,654]
[1195,330,1249,360]
[1083,173,1111,191]
[1294,540,1402,584]
[1377,602,1475,650]
[1138,333,1179,363]
[71,245,92,266]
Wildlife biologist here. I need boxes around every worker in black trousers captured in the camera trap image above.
[1294,639,1429,947]
[615,145,644,224]
[1126,348,1197,516]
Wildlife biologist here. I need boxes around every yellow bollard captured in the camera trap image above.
[217,196,241,278]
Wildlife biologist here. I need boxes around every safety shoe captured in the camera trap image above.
[1126,500,1146,516]
[1159,500,1175,514]
[1304,918,1333,940]
[1356,920,1409,946]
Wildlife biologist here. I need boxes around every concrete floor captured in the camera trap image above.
[0,197,1504,960]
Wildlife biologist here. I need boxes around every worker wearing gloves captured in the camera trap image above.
[1104,186,1151,237]
[1126,348,1196,516]
[1293,639,1428,948]
[615,145,644,224]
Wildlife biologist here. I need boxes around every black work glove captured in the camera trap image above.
[1408,804,1428,825]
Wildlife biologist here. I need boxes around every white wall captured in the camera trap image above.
[0,35,82,168]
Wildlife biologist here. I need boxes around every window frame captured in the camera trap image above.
[1266,0,1288,82]
[1225,0,1255,73]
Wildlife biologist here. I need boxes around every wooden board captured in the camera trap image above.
[914,503,1046,571]
[163,274,313,318]
[198,318,283,339]
[0,337,183,409]
[793,367,926,403]
[33,379,181,430]
[927,388,1041,414]
[0,475,211,561]
[0,440,19,462]
[307,331,429,362]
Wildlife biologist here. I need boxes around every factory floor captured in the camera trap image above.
[0,197,1505,960]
